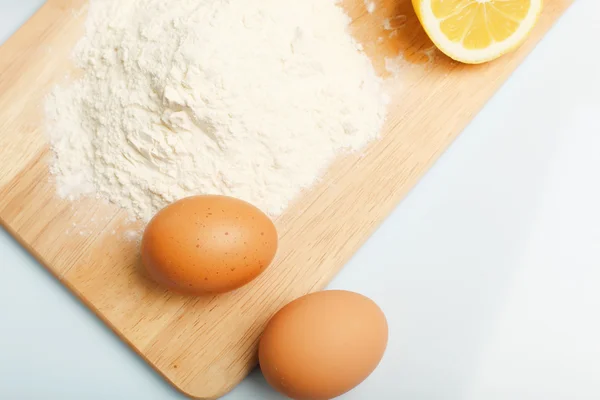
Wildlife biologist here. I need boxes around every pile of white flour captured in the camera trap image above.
[46,0,388,221]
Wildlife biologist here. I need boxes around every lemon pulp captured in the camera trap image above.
[414,0,542,63]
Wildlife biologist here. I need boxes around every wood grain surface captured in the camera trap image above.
[0,0,572,398]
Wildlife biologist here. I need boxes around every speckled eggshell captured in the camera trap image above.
[259,290,388,400]
[141,195,278,295]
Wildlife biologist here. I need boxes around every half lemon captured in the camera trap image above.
[412,0,543,64]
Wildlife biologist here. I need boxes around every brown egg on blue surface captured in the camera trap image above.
[259,290,388,400]
[141,195,278,295]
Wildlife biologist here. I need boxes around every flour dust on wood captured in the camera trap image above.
[46,0,389,221]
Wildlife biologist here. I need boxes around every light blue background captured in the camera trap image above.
[1,1,599,399]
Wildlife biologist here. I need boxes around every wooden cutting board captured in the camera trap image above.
[0,0,572,398]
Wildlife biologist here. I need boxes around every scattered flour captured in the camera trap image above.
[46,0,388,222]
[385,57,404,77]
[124,230,142,242]
[385,46,438,77]
[383,15,408,31]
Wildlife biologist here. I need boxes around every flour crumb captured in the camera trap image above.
[46,0,388,222]
[365,0,376,13]
[124,230,141,241]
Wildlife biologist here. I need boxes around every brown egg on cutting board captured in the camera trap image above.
[141,195,278,295]
[259,290,388,400]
